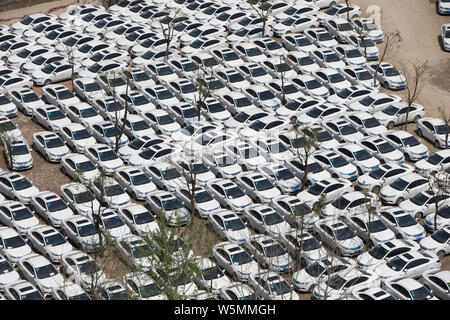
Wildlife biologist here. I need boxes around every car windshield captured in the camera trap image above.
[225,186,245,199]
[16,48,31,58]
[359,96,375,106]
[306,107,324,119]
[47,199,68,212]
[353,149,372,161]
[267,142,287,154]
[331,197,350,210]
[339,124,358,135]
[133,211,155,225]
[193,190,213,203]
[249,67,267,77]
[132,71,151,82]
[435,125,450,135]
[99,150,118,161]
[228,73,245,83]
[130,173,151,186]
[401,136,421,147]
[224,218,246,231]
[3,235,26,249]
[338,22,354,31]
[140,283,163,298]
[410,192,430,206]
[330,156,349,168]
[131,120,150,131]
[201,266,224,281]
[162,198,182,211]
[317,32,333,41]
[47,110,66,121]
[80,107,99,118]
[307,183,325,196]
[362,117,381,128]
[426,153,444,165]
[328,73,345,83]
[45,137,64,149]
[335,227,355,240]
[368,244,389,259]
[430,228,450,244]
[367,220,388,233]
[10,145,29,155]
[258,90,276,101]
[384,67,400,77]
[378,141,396,153]
[76,160,96,172]
[305,79,321,89]
[369,167,386,180]
[83,82,102,92]
[44,233,66,246]
[316,130,333,142]
[36,264,58,279]
[78,260,101,274]
[275,169,295,181]
[300,237,321,251]
[345,49,362,58]
[410,286,434,300]
[171,272,192,286]
[323,53,340,62]
[262,212,284,226]
[327,274,346,290]
[20,290,44,300]
[156,66,173,76]
[307,162,323,174]
[56,90,75,100]
[21,92,40,103]
[382,105,399,116]
[386,256,407,271]
[157,115,175,125]
[73,129,92,140]
[104,184,124,197]
[207,102,226,113]
[161,168,181,180]
[69,293,91,300]
[390,178,408,191]
[269,280,291,295]
[231,251,252,264]
[103,127,121,138]
[78,224,97,237]
[357,38,375,47]
[216,155,235,167]
[396,215,417,227]
[74,191,95,203]
[254,179,273,191]
[105,102,124,113]
[0,121,17,131]
[356,71,373,81]
[103,215,125,229]
[305,262,326,277]
[11,178,33,191]
[246,47,263,57]
[11,207,33,220]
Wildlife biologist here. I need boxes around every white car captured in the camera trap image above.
[10,13,56,35]
[356,239,420,270]
[115,235,155,272]
[374,251,441,283]
[343,111,387,136]
[90,176,131,209]
[380,173,428,206]
[4,280,44,300]
[399,189,450,220]
[207,210,251,245]
[366,62,407,90]
[0,172,39,203]
[51,282,90,300]
[424,204,450,233]
[59,123,97,153]
[341,65,380,89]
[0,227,33,264]
[41,84,80,109]
[252,37,286,58]
[239,116,290,141]
[0,116,22,139]
[357,136,405,165]
[30,191,75,228]
[441,23,450,51]
[146,190,190,227]
[249,269,300,300]
[311,48,346,70]
[311,150,358,181]
[316,3,361,23]
[0,254,20,289]
[383,277,438,300]
[356,162,415,194]
[271,194,319,229]
[211,241,259,282]
[327,86,374,107]
[304,27,338,49]
[278,229,328,266]
[63,103,104,128]
[272,15,319,37]
[415,149,450,176]
[3,137,33,171]
[219,283,258,300]
[31,61,80,86]
[31,104,72,133]
[60,250,107,292]
[296,103,347,126]
[257,163,302,195]
[7,87,45,116]
[194,257,233,294]
[419,269,450,300]
[117,135,169,162]
[297,177,354,209]
[26,225,73,263]
[249,136,295,164]
[140,109,181,137]
[285,158,332,187]
[219,91,255,115]
[60,182,103,219]
[374,102,425,129]
[323,17,356,43]
[382,130,429,162]
[313,219,364,257]
[312,68,353,95]
[231,42,267,64]
[143,161,186,192]
[31,131,70,163]
[285,51,320,75]
[92,209,132,241]
[89,121,128,150]
[379,207,426,241]
[123,272,166,300]
[60,216,102,252]
[202,150,243,180]
[60,153,101,184]
[0,93,17,117]
[344,33,380,60]
[235,171,281,204]
[84,144,124,175]
[342,212,396,246]
[348,92,402,114]
[416,117,450,149]
[290,74,329,100]
[206,178,253,213]
[334,143,381,175]
[419,226,450,259]
[243,204,291,237]
[321,190,377,219]
[312,268,379,300]
[116,204,160,236]
[113,166,157,201]
[280,33,317,53]
[18,254,65,297]
[352,17,384,43]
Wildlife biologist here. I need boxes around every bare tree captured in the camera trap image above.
[247,0,273,38]
[401,59,429,130]
[58,40,78,89]
[278,55,288,105]
[344,0,351,22]
[193,66,215,121]
[372,30,402,88]
[159,9,186,61]
[423,168,450,232]
[438,105,450,149]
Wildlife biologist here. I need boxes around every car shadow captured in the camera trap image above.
[437,35,445,51]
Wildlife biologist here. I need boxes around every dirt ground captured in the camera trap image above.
[0,0,449,299]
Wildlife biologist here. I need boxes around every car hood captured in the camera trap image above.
[47,242,73,257]
[0,270,20,285]
[38,273,65,290]
[229,195,253,209]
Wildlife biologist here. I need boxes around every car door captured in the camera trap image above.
[248,209,263,232]
[350,216,368,240]
[21,261,37,284]
[403,258,429,277]
[30,231,45,253]
[212,215,226,238]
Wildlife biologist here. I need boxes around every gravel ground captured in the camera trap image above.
[0,0,449,299]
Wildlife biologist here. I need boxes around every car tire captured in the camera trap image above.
[308,284,315,293]
[387,121,394,129]
[300,258,307,268]
[357,167,363,176]
[413,116,420,123]
[434,140,441,148]
[416,128,423,137]
[395,197,404,206]
[414,212,423,220]
[44,79,51,86]
[45,153,50,163]
[437,250,445,259]
[368,240,374,248]
[372,186,380,194]
[405,153,411,162]
[131,192,137,200]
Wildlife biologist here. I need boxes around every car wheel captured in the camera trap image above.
[413,116,420,123]
[405,153,411,162]
[387,121,394,129]
[44,79,51,86]
[61,166,66,175]
[437,250,445,259]
[329,89,335,95]
[357,167,363,176]
[242,165,248,172]
[308,284,315,293]
[434,140,441,148]
[300,258,307,268]
[414,212,423,220]
[254,197,261,204]
[368,240,374,248]
[416,128,423,137]
[395,197,404,206]
[31,116,36,123]
[397,234,403,240]
[382,81,388,88]
[131,192,137,200]
[73,72,79,78]
[372,185,380,194]
[332,173,338,179]
[45,153,50,163]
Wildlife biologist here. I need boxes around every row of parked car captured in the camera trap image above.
[0,0,449,300]
[437,0,450,51]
